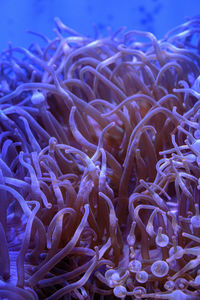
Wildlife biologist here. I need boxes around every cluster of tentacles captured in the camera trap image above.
[0,17,200,299]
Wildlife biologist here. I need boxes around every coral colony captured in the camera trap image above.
[1,16,200,300]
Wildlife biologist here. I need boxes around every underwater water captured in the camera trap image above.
[0,0,200,50]
[1,0,200,299]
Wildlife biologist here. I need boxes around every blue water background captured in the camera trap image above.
[0,0,199,50]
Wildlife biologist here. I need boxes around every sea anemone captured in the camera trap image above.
[0,16,200,299]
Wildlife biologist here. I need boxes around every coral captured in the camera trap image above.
[0,16,200,299]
